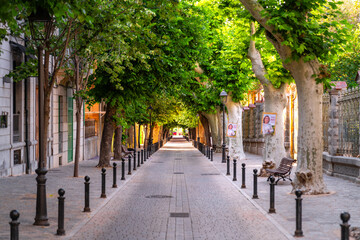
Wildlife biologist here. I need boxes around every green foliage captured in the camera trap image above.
[259,0,351,63]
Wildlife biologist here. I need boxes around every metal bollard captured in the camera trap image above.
[100,168,107,198]
[269,176,276,213]
[210,148,213,162]
[137,151,140,167]
[141,150,144,164]
[112,163,117,188]
[128,155,132,175]
[121,158,125,180]
[56,189,66,236]
[252,169,259,199]
[233,159,237,181]
[133,152,137,171]
[340,212,350,240]
[84,176,91,212]
[207,146,210,159]
[226,156,230,175]
[9,210,20,240]
[241,163,246,188]
[294,190,303,237]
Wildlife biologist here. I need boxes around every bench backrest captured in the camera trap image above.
[277,157,295,172]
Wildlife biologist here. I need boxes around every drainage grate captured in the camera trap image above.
[170,212,190,218]
[201,173,220,176]
[145,195,173,199]
[173,172,184,174]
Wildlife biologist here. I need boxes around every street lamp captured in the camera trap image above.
[28,7,53,226]
[220,90,228,163]
[147,105,153,154]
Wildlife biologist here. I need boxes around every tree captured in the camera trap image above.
[248,21,291,166]
[238,0,350,194]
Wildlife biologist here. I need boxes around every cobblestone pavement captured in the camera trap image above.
[1,137,356,240]
[211,150,360,240]
[0,149,145,240]
[72,138,288,240]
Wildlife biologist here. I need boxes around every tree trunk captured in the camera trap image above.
[144,124,148,149]
[289,60,327,194]
[138,124,141,148]
[128,126,134,148]
[202,110,222,151]
[199,114,211,146]
[97,103,116,167]
[43,91,51,168]
[73,98,82,177]
[224,95,246,161]
[113,126,123,160]
[248,21,287,166]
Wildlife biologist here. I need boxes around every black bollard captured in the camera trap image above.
[137,151,140,167]
[56,188,65,236]
[210,148,213,162]
[9,210,20,240]
[133,152,137,171]
[226,156,230,175]
[252,169,259,199]
[269,176,276,213]
[233,159,237,181]
[141,150,144,164]
[207,146,210,159]
[112,163,117,188]
[84,176,91,212]
[241,163,246,189]
[340,212,350,240]
[294,190,303,237]
[128,155,132,175]
[100,168,107,198]
[121,158,125,180]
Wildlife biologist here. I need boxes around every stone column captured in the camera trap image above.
[328,89,341,156]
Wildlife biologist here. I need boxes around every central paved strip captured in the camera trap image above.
[72,138,288,240]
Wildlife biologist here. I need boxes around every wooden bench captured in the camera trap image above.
[266,157,296,184]
[121,145,134,159]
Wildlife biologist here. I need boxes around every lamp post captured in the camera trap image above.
[220,90,228,163]
[28,8,53,226]
[147,105,153,154]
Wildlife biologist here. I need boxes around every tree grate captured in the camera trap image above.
[145,195,173,199]
[170,212,190,218]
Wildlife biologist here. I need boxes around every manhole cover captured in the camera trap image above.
[201,173,220,176]
[170,212,190,218]
[174,172,184,174]
[145,195,173,199]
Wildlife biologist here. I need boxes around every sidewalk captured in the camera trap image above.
[0,151,147,240]
[0,139,357,239]
[209,149,360,240]
[72,137,289,240]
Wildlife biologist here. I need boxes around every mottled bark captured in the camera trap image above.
[97,103,116,167]
[73,101,82,177]
[248,21,287,166]
[225,95,246,161]
[239,1,327,194]
[199,114,211,146]
[113,126,123,160]
[202,110,222,152]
